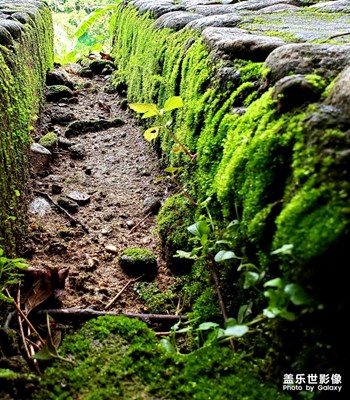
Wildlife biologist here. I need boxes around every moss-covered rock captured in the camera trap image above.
[119,248,157,276]
[38,132,57,150]
[34,316,290,400]
[45,84,73,101]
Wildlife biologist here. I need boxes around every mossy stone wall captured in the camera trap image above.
[112,2,349,372]
[0,1,53,254]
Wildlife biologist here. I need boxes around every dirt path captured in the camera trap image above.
[27,65,175,314]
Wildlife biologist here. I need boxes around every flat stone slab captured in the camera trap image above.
[130,0,184,18]
[202,27,286,61]
[154,11,202,30]
[241,10,350,42]
[310,0,350,12]
[186,13,242,31]
[266,43,350,82]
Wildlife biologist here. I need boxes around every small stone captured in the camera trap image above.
[83,81,93,88]
[140,169,151,176]
[39,132,58,151]
[58,136,72,149]
[52,184,62,195]
[79,67,94,78]
[46,85,74,102]
[143,197,161,214]
[89,59,115,75]
[105,244,118,254]
[67,191,91,206]
[30,143,52,176]
[46,70,74,89]
[57,197,79,213]
[126,220,135,229]
[101,228,110,235]
[31,142,52,156]
[119,248,157,276]
[119,98,128,110]
[70,144,86,159]
[29,197,51,217]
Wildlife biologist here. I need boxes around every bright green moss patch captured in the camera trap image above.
[38,132,58,150]
[119,248,157,276]
[34,316,290,400]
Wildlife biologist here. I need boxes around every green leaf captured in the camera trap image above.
[129,103,158,114]
[243,271,260,289]
[187,221,210,239]
[284,284,311,306]
[223,325,248,337]
[227,220,239,229]
[237,303,252,324]
[142,110,159,119]
[72,5,120,38]
[174,250,198,260]
[144,127,160,141]
[154,176,166,183]
[263,308,277,318]
[224,318,237,328]
[214,250,239,263]
[14,190,20,197]
[271,244,293,255]
[278,310,297,321]
[197,322,220,331]
[264,277,283,288]
[176,327,192,333]
[163,96,183,112]
[164,166,182,176]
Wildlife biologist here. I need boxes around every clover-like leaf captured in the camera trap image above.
[188,221,210,239]
[129,103,158,114]
[284,283,312,306]
[144,127,160,141]
[223,325,248,337]
[163,96,183,112]
[214,250,240,263]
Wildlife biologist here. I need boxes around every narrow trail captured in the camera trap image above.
[27,65,176,314]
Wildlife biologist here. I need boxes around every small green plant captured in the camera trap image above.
[129,96,197,159]
[0,247,28,303]
[176,199,314,337]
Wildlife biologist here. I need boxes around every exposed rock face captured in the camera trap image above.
[326,66,350,116]
[202,27,286,61]
[265,44,350,82]
[154,11,202,30]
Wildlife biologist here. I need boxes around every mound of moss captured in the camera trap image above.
[119,248,157,276]
[34,316,290,400]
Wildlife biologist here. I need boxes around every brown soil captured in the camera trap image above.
[27,65,177,314]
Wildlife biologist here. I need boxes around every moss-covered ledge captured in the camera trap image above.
[112,0,349,376]
[0,0,53,254]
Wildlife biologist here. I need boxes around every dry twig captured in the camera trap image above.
[34,191,89,233]
[128,212,152,235]
[105,275,144,310]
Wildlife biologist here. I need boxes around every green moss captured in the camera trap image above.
[38,132,58,149]
[0,3,53,254]
[34,316,290,400]
[112,4,350,375]
[119,248,157,275]
[134,282,178,313]
[157,195,195,270]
